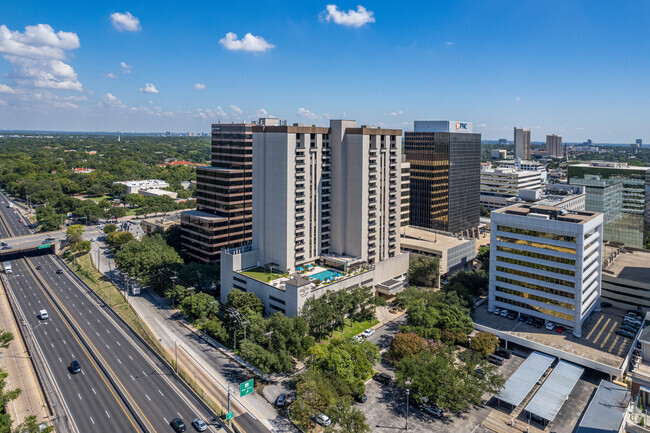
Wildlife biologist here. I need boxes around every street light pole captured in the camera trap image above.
[227,381,231,426]
[405,380,411,431]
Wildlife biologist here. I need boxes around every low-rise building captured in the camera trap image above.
[400,225,476,275]
[489,203,604,337]
[601,246,650,311]
[139,188,178,199]
[480,167,543,210]
[491,149,507,159]
[140,217,180,236]
[113,180,170,195]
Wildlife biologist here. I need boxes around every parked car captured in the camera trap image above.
[487,354,504,366]
[617,329,635,338]
[499,309,510,317]
[355,394,367,403]
[360,329,376,338]
[170,418,186,432]
[492,308,502,316]
[474,368,485,376]
[495,348,512,359]
[275,393,286,407]
[506,311,517,320]
[373,372,392,384]
[519,314,529,322]
[545,322,556,331]
[69,360,81,374]
[621,325,639,334]
[423,405,443,418]
[314,413,331,427]
[622,322,640,331]
[555,326,566,334]
[191,418,207,432]
[532,318,544,328]
[601,302,612,308]
[525,317,534,326]
[352,335,363,343]
[0,242,6,246]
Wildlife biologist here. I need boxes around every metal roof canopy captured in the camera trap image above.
[524,360,584,423]
[495,351,556,407]
[576,379,629,433]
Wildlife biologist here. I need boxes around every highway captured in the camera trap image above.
[0,195,229,433]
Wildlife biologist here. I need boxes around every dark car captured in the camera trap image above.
[601,302,612,308]
[506,311,517,320]
[621,325,639,334]
[56,269,63,274]
[170,418,186,433]
[525,316,534,325]
[70,360,81,374]
[355,394,367,403]
[532,318,544,328]
[518,314,529,322]
[275,393,286,407]
[0,241,6,246]
[617,329,635,338]
[487,354,504,366]
[423,405,443,418]
[495,348,512,359]
[622,322,640,330]
[373,372,392,385]
[36,265,43,270]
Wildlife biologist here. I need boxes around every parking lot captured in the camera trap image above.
[472,303,634,371]
[360,348,525,433]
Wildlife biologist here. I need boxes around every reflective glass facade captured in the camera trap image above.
[404,131,480,234]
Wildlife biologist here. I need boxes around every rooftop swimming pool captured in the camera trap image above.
[310,269,342,282]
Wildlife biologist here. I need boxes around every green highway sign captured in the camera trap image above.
[239,379,254,397]
[38,244,50,249]
[225,411,234,421]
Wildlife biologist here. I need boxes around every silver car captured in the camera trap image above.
[191,418,207,432]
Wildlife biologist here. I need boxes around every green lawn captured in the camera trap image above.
[239,267,285,282]
[125,208,137,216]
[86,194,113,203]
[326,318,379,341]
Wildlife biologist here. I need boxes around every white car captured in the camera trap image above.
[499,309,510,317]
[545,322,556,331]
[314,413,331,427]
[360,329,375,338]
[352,335,363,343]
[493,308,502,315]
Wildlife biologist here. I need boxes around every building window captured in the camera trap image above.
[269,295,286,305]
[269,303,285,314]
[495,267,575,288]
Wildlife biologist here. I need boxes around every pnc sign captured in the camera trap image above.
[456,122,468,130]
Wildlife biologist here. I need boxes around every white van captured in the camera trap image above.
[39,309,49,320]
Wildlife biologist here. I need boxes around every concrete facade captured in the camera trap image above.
[514,127,531,160]
[489,203,604,337]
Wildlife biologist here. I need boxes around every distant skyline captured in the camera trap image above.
[0,1,648,142]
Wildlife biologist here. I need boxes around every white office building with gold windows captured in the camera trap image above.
[488,203,604,337]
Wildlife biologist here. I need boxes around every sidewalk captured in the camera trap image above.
[0,280,49,428]
[86,234,297,433]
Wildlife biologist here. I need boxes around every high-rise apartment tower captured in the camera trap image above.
[514,127,531,160]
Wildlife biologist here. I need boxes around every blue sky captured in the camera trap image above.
[0,1,648,142]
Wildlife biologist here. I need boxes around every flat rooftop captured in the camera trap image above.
[603,249,650,282]
[400,226,471,252]
[473,302,633,372]
[493,203,600,223]
[180,209,227,221]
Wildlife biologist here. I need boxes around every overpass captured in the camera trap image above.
[0,230,65,256]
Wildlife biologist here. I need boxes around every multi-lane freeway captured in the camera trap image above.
[0,194,230,433]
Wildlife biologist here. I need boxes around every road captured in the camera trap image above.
[0,193,229,433]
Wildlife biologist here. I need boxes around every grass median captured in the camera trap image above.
[61,251,225,417]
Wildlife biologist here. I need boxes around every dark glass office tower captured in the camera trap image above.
[180,122,254,262]
[404,121,481,235]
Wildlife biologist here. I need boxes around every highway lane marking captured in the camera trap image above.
[55,327,59,332]
[177,412,182,419]
[106,344,110,349]
[50,343,54,348]
[116,341,121,346]
[86,321,91,326]
[90,417,94,425]
[96,332,100,336]
[164,418,168,425]
[22,258,141,433]
[145,394,151,401]
[58,357,62,363]
[67,374,71,380]
[128,355,133,361]
[105,410,111,419]
[44,330,47,336]
[117,358,122,364]
[158,389,164,397]
[130,375,135,381]
[92,388,96,395]
[62,339,67,345]
[78,393,82,400]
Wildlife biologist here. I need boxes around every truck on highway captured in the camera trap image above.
[3,261,11,274]
[7,202,13,208]
[130,284,141,296]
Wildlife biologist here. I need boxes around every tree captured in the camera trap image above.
[105,231,135,250]
[86,183,107,197]
[408,256,440,286]
[35,206,65,231]
[0,330,13,349]
[14,415,54,433]
[73,240,91,254]
[327,400,371,433]
[0,369,21,429]
[225,289,264,317]
[293,370,336,429]
[302,296,334,342]
[388,332,427,361]
[180,292,217,322]
[470,332,499,357]
[114,234,183,278]
[103,223,117,234]
[476,246,490,272]
[65,224,84,248]
[108,206,127,218]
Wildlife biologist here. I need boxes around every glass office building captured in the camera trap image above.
[568,163,650,249]
[404,121,481,235]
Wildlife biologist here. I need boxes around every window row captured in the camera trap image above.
[495,276,575,298]
[495,286,575,311]
[496,246,576,265]
[496,266,575,288]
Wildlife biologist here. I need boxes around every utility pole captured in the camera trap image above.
[265,331,273,351]
[170,276,177,309]
[405,380,411,431]
[227,382,231,426]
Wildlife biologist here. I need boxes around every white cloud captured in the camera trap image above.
[389,110,403,116]
[322,5,375,28]
[105,72,117,79]
[477,123,487,128]
[515,96,521,101]
[230,104,243,115]
[102,93,126,109]
[0,24,82,91]
[219,32,274,52]
[446,41,453,45]
[0,99,6,106]
[140,83,159,94]
[193,83,206,89]
[0,84,14,93]
[110,12,141,32]
[297,107,319,120]
[120,61,132,73]
[256,108,268,117]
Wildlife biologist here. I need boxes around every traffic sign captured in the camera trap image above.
[225,411,234,421]
[239,379,253,397]
[38,244,50,249]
